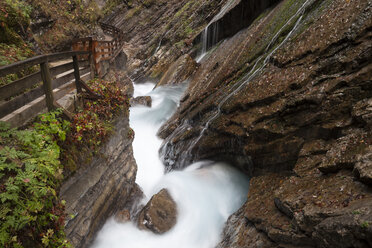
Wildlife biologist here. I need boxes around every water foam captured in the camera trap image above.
[91,82,249,248]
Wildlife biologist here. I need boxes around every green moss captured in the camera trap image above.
[103,0,124,15]
[125,5,142,20]
[150,69,162,79]
[292,0,333,41]
[174,1,194,18]
[142,0,155,8]
[175,40,185,49]
[0,0,32,44]
[361,221,370,229]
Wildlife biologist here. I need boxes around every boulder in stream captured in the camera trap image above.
[130,96,152,107]
[137,189,177,234]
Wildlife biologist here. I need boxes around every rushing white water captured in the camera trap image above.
[91,82,250,248]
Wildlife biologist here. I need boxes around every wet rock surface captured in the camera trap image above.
[130,96,152,107]
[137,189,178,234]
[115,209,131,223]
[157,0,372,247]
[102,0,230,80]
[155,54,198,88]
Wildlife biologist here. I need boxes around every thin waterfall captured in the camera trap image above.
[197,0,237,62]
[161,0,313,170]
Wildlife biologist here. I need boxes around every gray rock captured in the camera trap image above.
[216,206,275,248]
[318,131,366,174]
[313,208,372,248]
[352,98,372,126]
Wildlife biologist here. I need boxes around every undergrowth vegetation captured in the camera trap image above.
[0,0,102,60]
[0,78,129,247]
[68,78,129,151]
[0,110,70,248]
[30,0,102,51]
[0,0,32,45]
[0,0,102,87]
[0,1,36,86]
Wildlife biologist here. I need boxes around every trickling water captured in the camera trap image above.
[196,0,237,62]
[163,0,313,169]
[91,82,250,248]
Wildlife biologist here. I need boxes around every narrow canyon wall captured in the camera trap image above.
[102,0,230,80]
[60,111,137,248]
[158,0,372,247]
[194,0,281,51]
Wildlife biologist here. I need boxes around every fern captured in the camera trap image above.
[0,110,71,247]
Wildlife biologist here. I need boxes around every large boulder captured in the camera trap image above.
[155,54,198,88]
[130,96,152,107]
[137,189,177,234]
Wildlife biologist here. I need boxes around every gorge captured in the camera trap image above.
[91,82,250,248]
[87,0,372,246]
[0,0,371,247]
[104,1,372,247]
[91,0,372,247]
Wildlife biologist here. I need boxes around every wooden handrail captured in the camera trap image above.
[0,51,90,77]
[0,55,47,77]
[71,22,126,77]
[0,51,92,120]
[0,21,124,125]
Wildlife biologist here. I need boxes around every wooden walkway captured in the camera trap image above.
[0,22,126,127]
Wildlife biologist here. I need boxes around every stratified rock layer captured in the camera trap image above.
[103,0,230,80]
[155,54,198,88]
[60,110,137,248]
[137,189,178,234]
[159,0,372,247]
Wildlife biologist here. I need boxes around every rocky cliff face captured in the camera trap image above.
[156,0,372,247]
[60,109,138,248]
[103,0,231,80]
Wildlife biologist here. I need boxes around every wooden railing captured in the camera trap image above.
[72,22,126,77]
[0,51,94,121]
[0,22,125,126]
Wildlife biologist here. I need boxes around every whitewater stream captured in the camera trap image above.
[91,82,250,248]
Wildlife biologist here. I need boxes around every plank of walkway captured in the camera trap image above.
[50,62,74,78]
[0,66,91,118]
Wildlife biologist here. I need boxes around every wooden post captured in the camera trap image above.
[40,61,55,111]
[72,55,82,93]
[88,39,94,80]
[92,40,100,77]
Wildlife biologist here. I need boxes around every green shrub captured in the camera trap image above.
[0,0,32,44]
[0,110,71,248]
